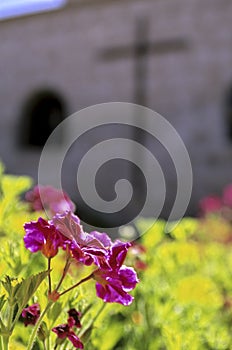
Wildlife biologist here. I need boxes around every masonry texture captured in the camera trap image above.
[0,0,232,221]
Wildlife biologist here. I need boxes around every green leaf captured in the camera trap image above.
[80,324,94,344]
[47,302,63,327]
[0,294,6,312]
[38,321,49,342]
[15,270,49,309]
[2,276,26,305]
[0,294,7,335]
[1,277,10,295]
[2,271,49,331]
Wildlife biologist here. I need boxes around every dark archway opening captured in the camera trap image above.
[21,89,66,147]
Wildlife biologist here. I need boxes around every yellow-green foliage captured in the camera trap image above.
[0,163,43,238]
[91,218,232,350]
[0,164,110,349]
[0,164,46,279]
[1,162,232,349]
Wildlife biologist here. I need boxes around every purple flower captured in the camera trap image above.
[24,217,64,258]
[68,308,82,328]
[108,241,131,269]
[25,185,76,215]
[223,184,232,207]
[52,212,109,267]
[90,230,112,248]
[93,241,139,306]
[52,324,84,349]
[52,213,139,305]
[68,332,84,349]
[22,303,40,327]
[199,195,222,216]
[52,323,70,339]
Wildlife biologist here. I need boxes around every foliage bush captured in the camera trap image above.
[92,217,232,350]
[0,165,138,349]
[0,164,232,349]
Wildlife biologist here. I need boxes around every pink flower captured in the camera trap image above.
[25,185,75,216]
[52,324,84,349]
[52,308,83,349]
[52,323,70,339]
[22,303,40,327]
[223,184,232,207]
[93,241,139,306]
[199,195,222,216]
[51,212,139,304]
[24,217,64,258]
[68,308,82,328]
[52,212,109,267]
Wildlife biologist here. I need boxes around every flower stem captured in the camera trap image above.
[46,334,50,350]
[1,303,14,350]
[59,271,94,297]
[27,301,53,350]
[55,255,71,293]
[48,258,52,295]
[1,336,8,350]
[0,337,2,350]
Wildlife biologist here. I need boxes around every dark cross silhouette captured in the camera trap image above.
[99,17,189,213]
[100,17,189,107]
[225,83,232,141]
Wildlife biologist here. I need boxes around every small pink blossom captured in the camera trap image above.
[52,308,83,349]
[199,195,222,216]
[22,303,40,327]
[223,184,232,208]
[25,185,75,215]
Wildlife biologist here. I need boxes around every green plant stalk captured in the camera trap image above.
[78,302,106,343]
[1,302,15,350]
[27,301,53,350]
[2,336,8,350]
[59,271,95,297]
[46,331,50,350]
[27,272,94,350]
[55,254,72,293]
[0,336,3,350]
[7,304,14,334]
[2,334,9,349]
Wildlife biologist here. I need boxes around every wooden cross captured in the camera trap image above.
[99,17,189,206]
[100,16,189,106]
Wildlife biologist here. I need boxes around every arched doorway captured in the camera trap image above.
[21,89,66,147]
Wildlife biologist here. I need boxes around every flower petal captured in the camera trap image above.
[118,266,139,291]
[96,282,133,306]
[26,185,75,215]
[109,241,131,270]
[24,217,62,258]
[67,309,82,328]
[90,231,112,248]
[68,332,84,349]
[52,324,70,339]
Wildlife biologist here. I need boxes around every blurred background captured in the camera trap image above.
[0,0,232,225]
